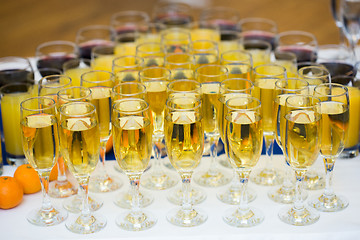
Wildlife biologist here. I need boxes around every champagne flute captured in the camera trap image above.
[222,96,264,227]
[112,98,157,231]
[20,96,68,226]
[251,63,286,186]
[112,55,144,83]
[59,101,106,233]
[140,66,177,190]
[165,96,207,227]
[57,87,104,213]
[136,42,165,67]
[278,95,321,226]
[81,70,122,192]
[268,78,309,204]
[165,52,195,80]
[190,40,219,68]
[38,75,78,198]
[216,78,257,205]
[194,64,231,187]
[309,83,350,211]
[220,49,252,80]
[161,28,191,53]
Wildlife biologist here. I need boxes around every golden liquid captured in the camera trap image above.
[224,64,252,80]
[286,110,320,170]
[112,116,152,174]
[21,113,58,171]
[170,69,194,80]
[90,87,112,140]
[190,29,220,42]
[224,111,263,170]
[219,41,240,55]
[115,42,137,56]
[2,91,32,156]
[252,78,277,134]
[92,55,115,72]
[273,94,292,150]
[201,83,220,135]
[115,70,140,83]
[64,67,91,87]
[165,111,204,173]
[320,101,349,157]
[59,116,100,178]
[246,50,271,67]
[194,54,219,68]
[275,60,298,78]
[346,87,360,148]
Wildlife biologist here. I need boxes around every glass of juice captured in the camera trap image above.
[242,39,271,67]
[0,82,34,165]
[63,58,92,87]
[91,44,116,72]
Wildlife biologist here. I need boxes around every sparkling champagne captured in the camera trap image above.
[201,82,220,135]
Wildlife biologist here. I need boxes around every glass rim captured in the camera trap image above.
[195,64,228,77]
[253,63,286,77]
[112,82,146,97]
[139,66,171,81]
[220,77,254,92]
[39,74,72,88]
[167,79,200,93]
[0,82,33,94]
[112,97,149,115]
[111,10,150,24]
[285,94,320,107]
[81,70,115,83]
[165,52,195,65]
[238,17,277,28]
[0,56,32,68]
[92,43,116,55]
[275,78,309,91]
[298,65,330,79]
[20,96,56,112]
[59,101,97,118]
[277,30,317,44]
[113,55,144,68]
[225,95,261,112]
[221,49,252,64]
[200,6,241,20]
[242,39,272,50]
[314,83,349,97]
[36,40,78,53]
[57,86,92,102]
[165,95,202,112]
[62,58,91,70]
[136,42,163,54]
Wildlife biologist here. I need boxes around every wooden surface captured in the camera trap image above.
[0,0,339,58]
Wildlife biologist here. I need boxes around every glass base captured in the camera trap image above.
[27,205,68,227]
[167,207,207,227]
[309,193,349,212]
[217,186,256,205]
[66,212,106,234]
[114,190,153,209]
[49,180,77,198]
[116,210,157,231]
[141,171,178,190]
[268,185,308,204]
[167,186,206,205]
[278,205,319,226]
[63,194,103,213]
[194,169,231,187]
[250,168,283,186]
[304,171,325,190]
[223,207,264,227]
[89,175,122,193]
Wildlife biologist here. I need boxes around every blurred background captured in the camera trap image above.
[0,0,338,57]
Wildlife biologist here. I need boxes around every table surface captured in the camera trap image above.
[1,153,360,240]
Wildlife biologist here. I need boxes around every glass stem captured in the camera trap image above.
[237,170,250,212]
[349,40,357,64]
[39,173,52,212]
[56,155,67,182]
[264,136,275,171]
[98,142,109,180]
[79,177,91,223]
[151,138,165,177]
[282,158,294,188]
[181,173,192,214]
[323,158,335,197]
[208,135,219,176]
[293,170,306,211]
[129,175,141,217]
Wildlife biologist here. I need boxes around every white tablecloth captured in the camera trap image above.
[1,154,360,240]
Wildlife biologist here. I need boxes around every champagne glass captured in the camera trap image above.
[112,55,144,83]
[278,95,321,226]
[136,42,165,67]
[81,70,122,192]
[161,28,191,53]
[220,49,252,80]
[216,78,257,205]
[268,78,309,204]
[20,96,68,226]
[165,96,207,226]
[190,40,219,68]
[188,21,221,42]
[242,39,272,67]
[112,98,157,231]
[59,101,106,233]
[309,83,350,211]
[91,44,116,72]
[165,52,195,80]
[194,64,231,187]
[251,64,286,186]
[38,75,78,198]
[140,66,177,190]
[274,50,298,78]
[63,58,92,87]
[136,22,166,45]
[57,87,104,213]
[222,96,264,227]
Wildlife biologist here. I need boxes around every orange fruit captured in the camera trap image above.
[14,164,41,194]
[50,162,58,181]
[106,135,113,153]
[0,176,23,209]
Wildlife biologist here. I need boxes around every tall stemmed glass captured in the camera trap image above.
[278,95,321,226]
[216,78,257,205]
[81,70,122,192]
[222,96,264,227]
[331,0,347,46]
[309,83,350,211]
[166,79,206,206]
[57,87,104,213]
[165,96,207,227]
[20,96,68,226]
[112,98,157,231]
[38,75,78,198]
[251,64,286,186]
[140,66,177,190]
[268,78,309,204]
[59,102,106,234]
[194,64,231,187]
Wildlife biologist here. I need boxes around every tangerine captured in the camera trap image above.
[14,164,41,194]
[106,135,113,153]
[0,176,23,209]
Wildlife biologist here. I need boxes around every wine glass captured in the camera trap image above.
[38,75,78,198]
[330,0,347,46]
[20,96,68,226]
[112,98,157,231]
[111,10,150,34]
[278,94,321,226]
[251,63,286,186]
[165,96,207,227]
[222,96,264,227]
[139,66,177,190]
[112,55,144,83]
[194,64,231,187]
[81,70,122,192]
[268,78,309,204]
[199,6,240,33]
[152,1,193,28]
[59,101,106,233]
[0,56,34,87]
[164,52,195,80]
[309,83,350,212]
[216,78,257,205]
